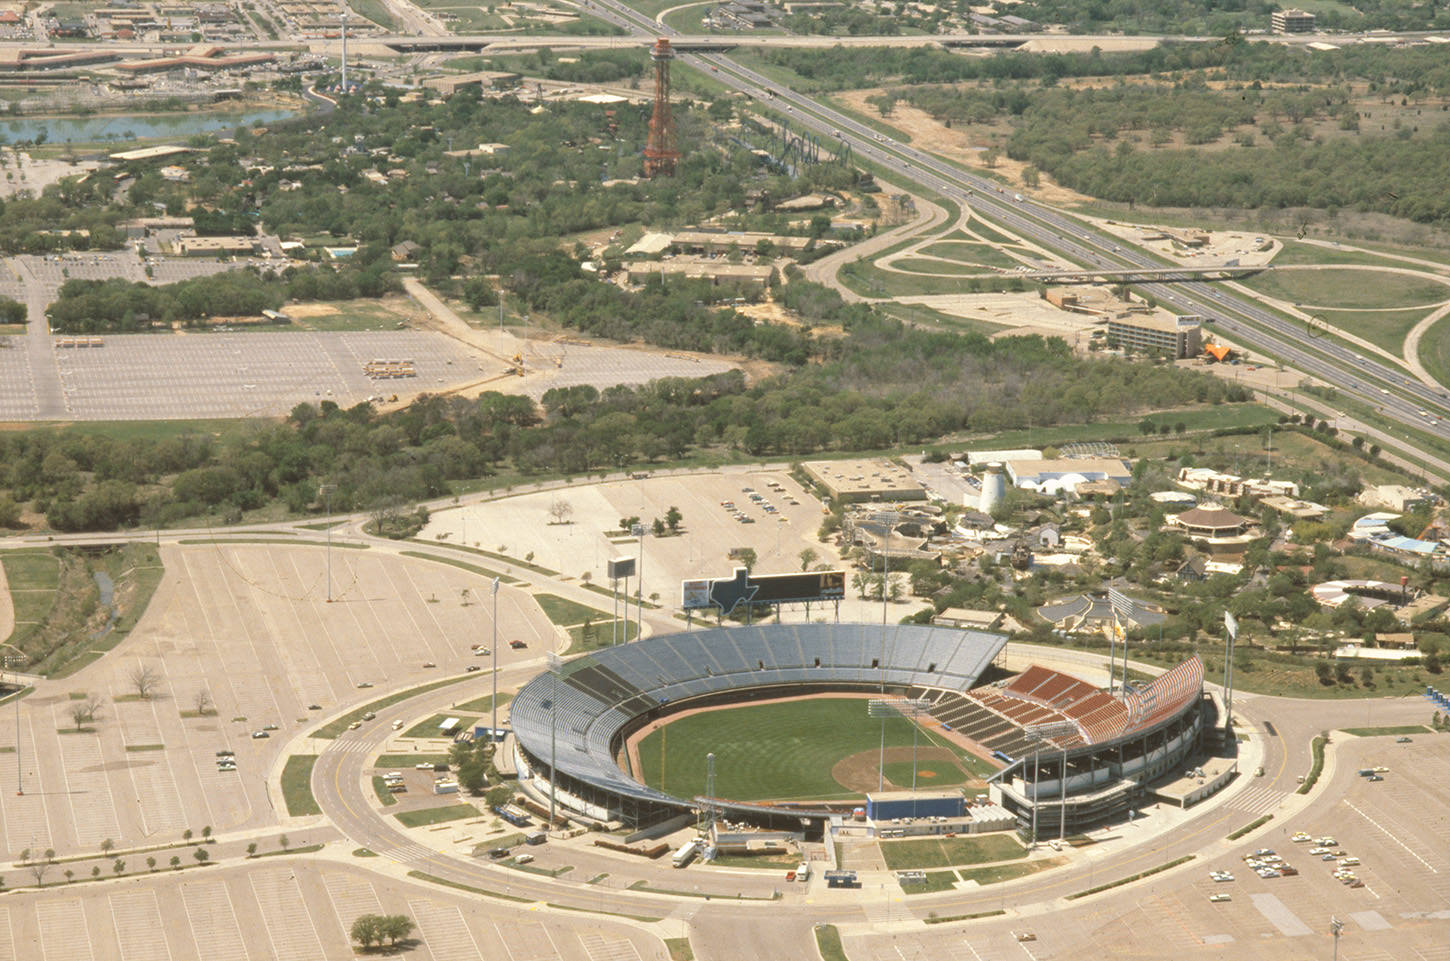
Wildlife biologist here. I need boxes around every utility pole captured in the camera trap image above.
[2,648,23,795]
[320,483,336,603]
[546,652,562,831]
[490,577,500,745]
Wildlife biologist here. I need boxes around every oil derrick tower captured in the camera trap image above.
[643,38,681,177]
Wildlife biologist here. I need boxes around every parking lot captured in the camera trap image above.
[843,733,1450,961]
[0,543,554,855]
[48,330,480,419]
[423,468,894,620]
[0,860,667,961]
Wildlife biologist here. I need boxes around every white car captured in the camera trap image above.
[1291,833,1311,843]
[1209,893,1231,903]
[1210,871,1234,882]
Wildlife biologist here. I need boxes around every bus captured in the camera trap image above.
[672,838,701,868]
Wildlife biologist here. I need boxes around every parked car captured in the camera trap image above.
[466,665,482,672]
[251,730,270,739]
[510,640,527,649]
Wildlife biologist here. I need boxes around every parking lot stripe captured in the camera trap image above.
[180,880,250,961]
[0,906,13,960]
[1344,800,1439,873]
[248,870,328,961]
[579,932,642,961]
[321,874,384,943]
[408,898,485,961]
[109,890,173,961]
[35,898,94,961]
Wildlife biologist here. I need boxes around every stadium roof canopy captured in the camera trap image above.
[509,623,1008,808]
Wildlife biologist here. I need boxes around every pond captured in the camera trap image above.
[0,108,300,145]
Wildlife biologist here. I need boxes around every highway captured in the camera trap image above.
[573,0,1450,454]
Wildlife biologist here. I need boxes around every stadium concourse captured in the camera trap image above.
[508,624,1210,834]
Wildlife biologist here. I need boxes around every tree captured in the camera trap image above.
[68,696,102,730]
[735,548,757,572]
[279,834,290,851]
[381,915,414,946]
[0,295,25,325]
[651,517,665,536]
[113,859,125,876]
[63,869,73,884]
[1315,662,1332,685]
[193,689,213,716]
[665,505,683,533]
[44,849,54,864]
[128,663,161,699]
[193,847,209,864]
[202,825,212,842]
[547,496,573,525]
[92,866,101,879]
[100,838,114,856]
[246,842,258,857]
[351,915,383,950]
[29,861,48,887]
[799,547,818,571]
[618,515,639,532]
[146,856,156,872]
[183,828,193,843]
[169,856,181,870]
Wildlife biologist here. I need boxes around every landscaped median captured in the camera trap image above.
[311,674,480,739]
[1298,734,1328,795]
[1065,855,1195,900]
[394,803,479,828]
[281,755,321,816]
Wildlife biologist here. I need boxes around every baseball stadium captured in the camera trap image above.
[507,624,1209,834]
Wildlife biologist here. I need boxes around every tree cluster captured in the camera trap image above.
[349,914,414,951]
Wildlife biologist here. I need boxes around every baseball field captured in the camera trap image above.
[633,696,971,802]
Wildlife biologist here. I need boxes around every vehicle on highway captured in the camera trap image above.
[362,712,376,721]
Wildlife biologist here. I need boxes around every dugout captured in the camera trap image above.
[866,790,965,822]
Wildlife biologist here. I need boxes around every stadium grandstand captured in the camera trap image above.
[509,625,1209,834]
[508,623,1008,827]
[927,657,1208,834]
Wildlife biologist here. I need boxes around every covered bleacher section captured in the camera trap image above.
[509,623,1008,826]
[959,656,1209,836]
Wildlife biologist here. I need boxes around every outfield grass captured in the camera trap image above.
[534,593,609,626]
[395,803,479,828]
[879,834,1025,871]
[281,755,320,817]
[636,697,943,802]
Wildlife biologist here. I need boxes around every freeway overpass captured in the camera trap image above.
[1014,265,1269,283]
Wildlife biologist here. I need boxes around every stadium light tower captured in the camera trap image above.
[643,38,680,177]
[546,651,562,830]
[868,697,930,796]
[1023,720,1077,849]
[632,523,645,643]
[490,577,500,746]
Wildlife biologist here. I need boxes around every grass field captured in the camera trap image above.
[395,803,479,828]
[376,753,452,768]
[1417,314,1450,390]
[635,697,950,802]
[1243,268,1450,310]
[902,870,960,894]
[281,755,320,817]
[1340,725,1429,737]
[879,834,1025,871]
[403,713,479,739]
[372,776,399,807]
[1312,305,1437,354]
[534,593,610,626]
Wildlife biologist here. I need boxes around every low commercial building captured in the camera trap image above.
[174,236,256,256]
[1358,484,1435,513]
[1105,313,1202,359]
[934,608,1006,631]
[1176,467,1299,499]
[623,261,772,292]
[1006,458,1132,490]
[802,458,926,503]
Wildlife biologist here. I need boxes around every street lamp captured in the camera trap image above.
[1330,916,1343,961]
[318,483,336,603]
[490,577,500,746]
[1,642,26,795]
